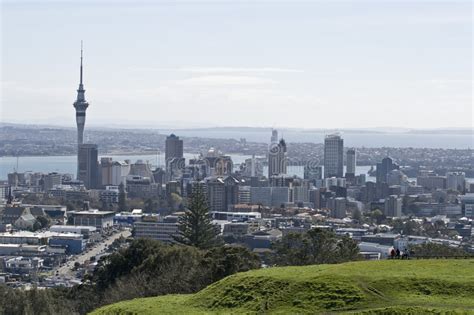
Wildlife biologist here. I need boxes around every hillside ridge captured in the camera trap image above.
[91,259,474,314]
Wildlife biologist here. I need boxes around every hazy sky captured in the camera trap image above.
[1,0,472,129]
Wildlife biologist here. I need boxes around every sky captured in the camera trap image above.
[0,0,472,129]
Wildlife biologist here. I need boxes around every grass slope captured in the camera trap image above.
[92,259,474,314]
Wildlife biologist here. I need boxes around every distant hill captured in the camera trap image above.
[91,259,474,314]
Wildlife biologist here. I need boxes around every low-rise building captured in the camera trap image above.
[49,225,97,238]
[1,204,29,225]
[114,212,143,226]
[49,234,86,254]
[70,210,115,231]
[133,221,179,243]
[223,222,249,237]
[4,256,44,274]
[361,233,400,246]
[210,211,261,222]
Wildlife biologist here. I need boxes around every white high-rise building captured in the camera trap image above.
[112,161,130,185]
[101,158,130,186]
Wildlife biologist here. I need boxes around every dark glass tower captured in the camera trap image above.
[78,144,99,189]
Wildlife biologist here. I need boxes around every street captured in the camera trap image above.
[54,229,131,279]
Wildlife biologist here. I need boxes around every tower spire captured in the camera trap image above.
[80,40,83,86]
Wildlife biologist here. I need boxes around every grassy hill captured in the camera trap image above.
[91,259,474,314]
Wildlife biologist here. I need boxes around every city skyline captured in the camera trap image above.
[1,1,472,129]
[1,1,473,311]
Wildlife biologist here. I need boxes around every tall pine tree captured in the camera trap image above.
[174,184,218,249]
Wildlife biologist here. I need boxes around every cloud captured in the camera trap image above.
[129,66,303,75]
[174,75,277,87]
[176,67,304,74]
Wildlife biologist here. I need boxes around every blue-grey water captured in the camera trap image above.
[0,153,376,181]
[2,155,473,184]
[158,129,473,149]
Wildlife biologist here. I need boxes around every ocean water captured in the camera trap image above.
[0,153,243,179]
[0,153,375,180]
[158,129,474,149]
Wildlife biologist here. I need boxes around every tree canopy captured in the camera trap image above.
[272,228,361,266]
[174,185,219,249]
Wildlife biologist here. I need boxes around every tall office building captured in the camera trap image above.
[42,172,62,191]
[204,176,239,212]
[304,165,322,182]
[268,138,288,178]
[328,197,347,219]
[324,134,344,178]
[165,134,184,164]
[100,158,130,186]
[346,148,356,177]
[78,144,99,189]
[384,195,402,218]
[73,42,90,178]
[376,157,398,184]
[100,157,113,187]
[165,134,184,181]
[270,129,278,144]
[242,155,263,177]
[446,172,465,192]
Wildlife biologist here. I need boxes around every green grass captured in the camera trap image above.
[91,259,474,314]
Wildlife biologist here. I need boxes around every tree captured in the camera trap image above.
[337,235,361,262]
[352,209,363,223]
[32,221,42,232]
[144,198,158,213]
[36,215,50,229]
[88,239,260,309]
[391,218,405,234]
[422,221,440,238]
[370,209,385,225]
[272,228,361,266]
[170,193,183,210]
[174,185,219,249]
[203,246,261,283]
[410,243,470,258]
[118,183,127,212]
[403,220,420,236]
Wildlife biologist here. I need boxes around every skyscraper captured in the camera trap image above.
[268,138,287,178]
[270,129,278,144]
[346,148,356,177]
[165,134,184,181]
[165,134,184,164]
[384,195,402,218]
[446,171,465,192]
[73,42,90,178]
[78,144,99,189]
[324,134,344,178]
[376,157,398,184]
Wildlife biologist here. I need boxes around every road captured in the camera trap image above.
[55,229,131,279]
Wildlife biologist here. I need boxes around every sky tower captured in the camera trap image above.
[73,41,90,179]
[73,41,89,147]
